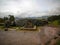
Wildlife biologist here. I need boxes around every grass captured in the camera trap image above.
[0,26,20,31]
[0,26,38,31]
[56,39,60,45]
[52,20,59,26]
[48,20,60,27]
[0,26,4,30]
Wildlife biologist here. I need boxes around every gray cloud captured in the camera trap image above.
[0,0,60,18]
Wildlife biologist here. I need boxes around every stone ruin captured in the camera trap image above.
[4,20,10,31]
[21,20,36,30]
[24,20,34,28]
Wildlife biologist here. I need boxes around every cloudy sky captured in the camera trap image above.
[0,0,60,18]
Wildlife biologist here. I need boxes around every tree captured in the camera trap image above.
[9,15,15,22]
[4,17,8,22]
[0,18,4,23]
[9,15,16,26]
[48,15,60,22]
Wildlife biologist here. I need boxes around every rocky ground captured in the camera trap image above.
[0,26,60,45]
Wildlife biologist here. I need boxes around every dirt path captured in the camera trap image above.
[0,26,59,45]
[0,31,41,45]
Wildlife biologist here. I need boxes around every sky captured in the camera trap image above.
[0,0,60,18]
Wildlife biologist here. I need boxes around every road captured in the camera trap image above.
[0,26,59,45]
